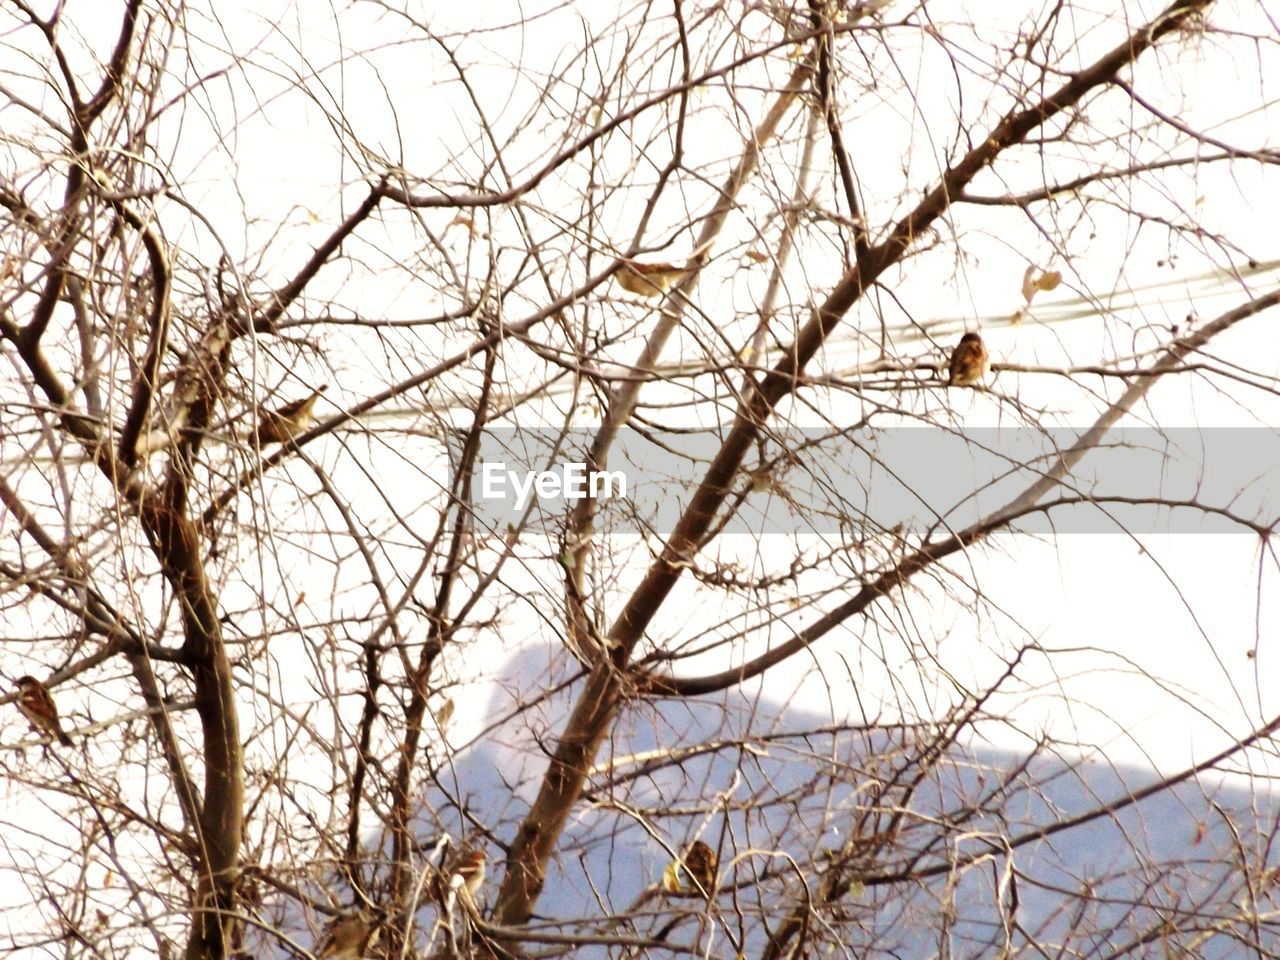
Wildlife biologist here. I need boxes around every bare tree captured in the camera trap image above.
[2,1,1278,959]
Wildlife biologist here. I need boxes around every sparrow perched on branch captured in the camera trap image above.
[947,332,989,386]
[681,840,719,896]
[14,675,73,747]
[615,261,694,298]
[253,385,328,445]
[450,848,486,901]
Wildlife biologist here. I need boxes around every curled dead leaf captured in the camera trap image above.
[661,859,682,894]
[1036,270,1062,291]
[1020,265,1038,303]
[1021,265,1062,303]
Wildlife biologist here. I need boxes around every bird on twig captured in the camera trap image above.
[449,848,486,902]
[614,238,713,299]
[947,332,989,387]
[253,385,328,445]
[615,261,694,298]
[663,839,720,897]
[14,675,73,747]
[682,840,718,896]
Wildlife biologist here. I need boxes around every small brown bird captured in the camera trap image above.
[450,848,486,901]
[316,911,380,960]
[947,332,989,386]
[682,840,718,896]
[14,676,73,747]
[253,385,328,445]
[615,261,693,298]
